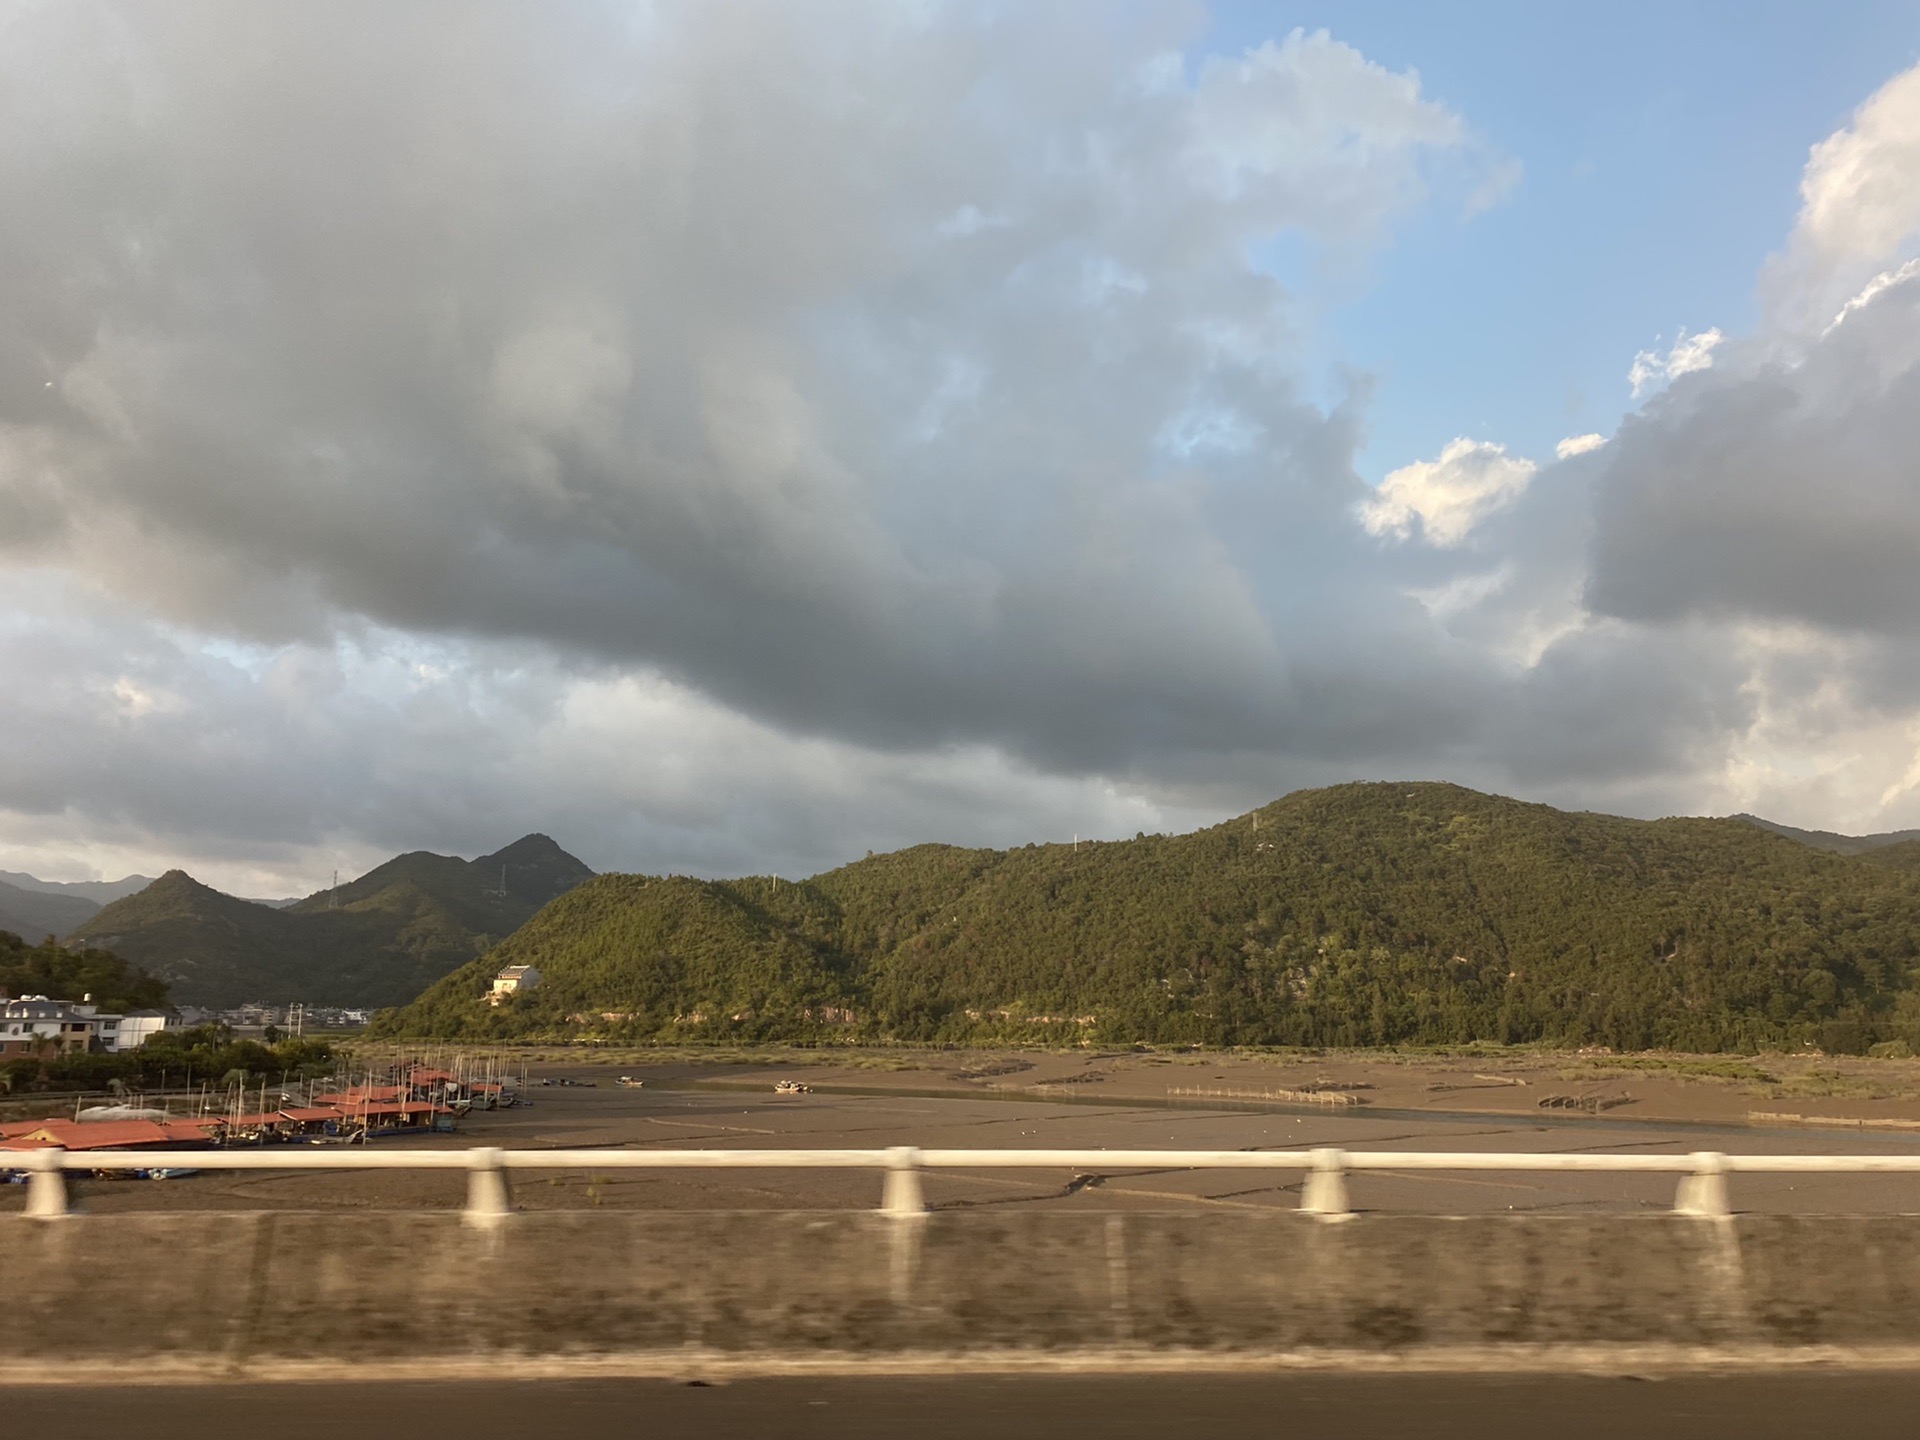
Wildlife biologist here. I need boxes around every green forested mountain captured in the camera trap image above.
[68,836,593,1008]
[375,783,1920,1054]
[0,929,170,1012]
[465,834,601,910]
[293,834,593,922]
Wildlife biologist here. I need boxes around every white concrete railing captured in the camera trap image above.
[10,1145,1920,1223]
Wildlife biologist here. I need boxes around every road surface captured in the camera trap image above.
[8,1373,1920,1439]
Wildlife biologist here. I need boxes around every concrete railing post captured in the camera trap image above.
[1675,1151,1731,1218]
[882,1146,926,1216]
[464,1146,510,1227]
[1301,1147,1351,1219]
[24,1147,69,1219]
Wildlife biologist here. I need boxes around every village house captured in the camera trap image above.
[0,997,98,1057]
[0,995,174,1056]
[489,964,541,1006]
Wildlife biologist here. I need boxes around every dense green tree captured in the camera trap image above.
[0,929,169,1012]
[1,1023,334,1095]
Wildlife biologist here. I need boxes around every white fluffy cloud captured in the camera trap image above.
[1361,438,1535,546]
[1769,62,1920,331]
[1627,327,1725,397]
[1182,30,1472,234]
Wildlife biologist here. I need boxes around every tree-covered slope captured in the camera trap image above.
[69,836,594,1008]
[374,782,1920,1053]
[378,875,861,1041]
[0,928,170,1012]
[64,871,324,1007]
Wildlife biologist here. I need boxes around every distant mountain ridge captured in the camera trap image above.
[1734,814,1920,856]
[65,835,593,1008]
[0,867,299,933]
[0,877,102,942]
[0,870,156,906]
[297,834,591,918]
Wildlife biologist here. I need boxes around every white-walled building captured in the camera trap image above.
[0,995,174,1055]
[113,1011,173,1050]
[1,997,97,1056]
[489,965,542,1006]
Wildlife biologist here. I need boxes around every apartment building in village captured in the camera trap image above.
[0,994,171,1059]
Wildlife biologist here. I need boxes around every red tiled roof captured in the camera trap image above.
[13,1120,170,1150]
[277,1106,344,1122]
[313,1086,404,1105]
[0,1117,219,1150]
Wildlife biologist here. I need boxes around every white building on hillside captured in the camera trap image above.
[489,964,541,1006]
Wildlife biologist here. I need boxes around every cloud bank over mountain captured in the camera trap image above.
[1,3,1918,892]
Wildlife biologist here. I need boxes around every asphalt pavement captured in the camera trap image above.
[11,1373,1920,1440]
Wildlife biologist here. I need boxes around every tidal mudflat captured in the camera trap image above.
[12,1046,1920,1216]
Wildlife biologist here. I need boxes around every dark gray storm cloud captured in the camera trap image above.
[2,3,1919,888]
[1586,274,1920,633]
[0,2,1506,770]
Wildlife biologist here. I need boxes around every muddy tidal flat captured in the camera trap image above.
[12,1046,1920,1216]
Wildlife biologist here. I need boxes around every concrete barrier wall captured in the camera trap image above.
[5,1212,1920,1375]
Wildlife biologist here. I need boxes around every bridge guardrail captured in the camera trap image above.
[12,1144,1920,1223]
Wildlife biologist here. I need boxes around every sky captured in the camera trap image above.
[3,2,1920,896]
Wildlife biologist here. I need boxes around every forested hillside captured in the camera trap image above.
[0,929,170,1013]
[375,783,1920,1053]
[68,836,593,1008]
